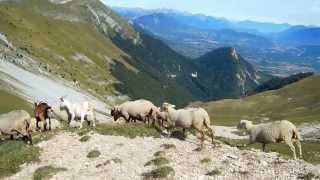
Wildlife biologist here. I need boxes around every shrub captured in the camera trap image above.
[33,166,66,180]
[142,166,175,179]
[87,150,101,159]
[144,157,170,167]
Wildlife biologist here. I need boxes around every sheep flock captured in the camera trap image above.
[0,98,313,179]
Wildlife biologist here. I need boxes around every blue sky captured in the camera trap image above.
[102,0,320,25]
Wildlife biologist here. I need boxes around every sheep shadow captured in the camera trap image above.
[169,130,186,141]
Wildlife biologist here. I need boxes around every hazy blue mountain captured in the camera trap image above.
[113,7,292,34]
[113,7,320,75]
[234,20,291,34]
[133,13,273,58]
[275,26,320,46]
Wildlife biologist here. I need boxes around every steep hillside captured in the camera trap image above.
[250,72,314,95]
[0,0,132,99]
[195,47,268,99]
[197,75,320,126]
[0,0,199,106]
[0,89,32,114]
[0,0,272,106]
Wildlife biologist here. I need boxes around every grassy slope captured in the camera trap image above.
[0,0,201,106]
[200,75,320,126]
[0,141,40,178]
[218,137,320,164]
[0,0,127,98]
[0,89,32,114]
[110,34,200,107]
[201,75,320,164]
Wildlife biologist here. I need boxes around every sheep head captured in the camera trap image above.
[111,106,120,121]
[237,120,253,130]
[162,102,176,111]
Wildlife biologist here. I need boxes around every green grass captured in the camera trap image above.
[0,89,32,114]
[95,158,122,168]
[201,76,320,126]
[200,157,212,164]
[216,137,320,164]
[95,123,161,138]
[76,128,92,136]
[298,172,320,180]
[0,128,60,178]
[142,166,175,179]
[32,130,59,144]
[79,136,90,142]
[33,166,66,180]
[160,143,176,150]
[0,141,40,178]
[153,151,166,157]
[144,157,170,167]
[87,150,101,159]
[206,169,221,176]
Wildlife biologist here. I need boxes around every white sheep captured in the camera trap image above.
[162,103,215,149]
[111,99,158,126]
[237,120,302,159]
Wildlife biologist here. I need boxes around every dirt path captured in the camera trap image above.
[5,131,318,180]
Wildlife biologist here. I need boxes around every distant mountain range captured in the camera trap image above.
[113,7,291,34]
[274,26,320,46]
[113,7,320,75]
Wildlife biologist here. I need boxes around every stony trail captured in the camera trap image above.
[5,131,319,180]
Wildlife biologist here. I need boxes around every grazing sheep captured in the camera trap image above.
[162,103,215,149]
[111,99,158,126]
[156,110,168,127]
[237,120,302,159]
[0,110,33,144]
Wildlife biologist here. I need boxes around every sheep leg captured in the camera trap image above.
[43,119,48,132]
[166,127,172,138]
[88,110,96,128]
[285,139,297,160]
[262,143,266,152]
[36,120,40,131]
[123,113,130,123]
[205,126,215,144]
[194,127,205,150]
[48,117,51,131]
[91,110,96,128]
[70,113,75,124]
[182,128,187,138]
[294,140,302,158]
[80,113,85,129]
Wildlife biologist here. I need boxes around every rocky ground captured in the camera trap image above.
[5,130,320,180]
